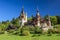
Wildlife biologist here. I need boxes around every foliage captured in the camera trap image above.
[56,16,60,24]
[22,26,29,31]
[50,16,57,25]
[11,18,20,27]
[54,25,60,33]
[7,29,15,34]
[29,26,35,34]
[0,20,11,34]
[20,30,30,36]
[47,29,52,36]
[28,17,32,21]
[0,31,4,34]
[34,27,42,34]
[0,15,60,36]
[44,15,48,20]
[44,15,57,25]
[20,26,30,36]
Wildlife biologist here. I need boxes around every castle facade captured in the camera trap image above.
[19,7,53,31]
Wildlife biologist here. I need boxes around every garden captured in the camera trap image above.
[0,16,60,40]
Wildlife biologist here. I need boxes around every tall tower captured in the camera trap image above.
[20,7,27,26]
[36,8,41,27]
[20,6,25,19]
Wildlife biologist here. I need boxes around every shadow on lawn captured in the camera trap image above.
[31,34,40,37]
[31,37,39,40]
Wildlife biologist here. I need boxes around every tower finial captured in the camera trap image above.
[36,6,40,16]
[21,6,24,14]
[36,6,39,12]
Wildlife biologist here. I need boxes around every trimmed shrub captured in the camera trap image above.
[20,30,30,36]
[34,27,42,34]
[0,31,4,34]
[8,29,15,33]
[10,27,21,35]
[55,28,60,33]
[47,29,52,36]
[29,26,35,34]
[54,25,60,34]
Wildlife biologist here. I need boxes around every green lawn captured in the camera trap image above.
[0,24,60,40]
[0,34,60,40]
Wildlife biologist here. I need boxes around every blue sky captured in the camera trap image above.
[0,0,60,22]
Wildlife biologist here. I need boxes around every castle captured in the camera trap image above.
[19,7,53,31]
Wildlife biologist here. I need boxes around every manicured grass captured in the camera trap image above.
[0,34,60,40]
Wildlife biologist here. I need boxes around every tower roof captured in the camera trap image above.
[21,6,24,14]
[36,7,40,16]
[36,7,39,13]
[36,7,40,17]
[19,6,25,19]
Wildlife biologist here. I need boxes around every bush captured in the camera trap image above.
[21,26,30,31]
[8,27,21,35]
[19,26,30,36]
[54,25,60,34]
[0,31,4,34]
[8,29,15,33]
[55,28,60,33]
[47,29,52,36]
[29,26,35,31]
[51,29,56,34]
[12,31,19,35]
[34,27,42,34]
[29,26,35,34]
[20,30,30,36]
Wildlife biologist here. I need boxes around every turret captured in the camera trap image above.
[20,7,26,26]
[36,8,40,21]
[20,7,25,19]
[36,8,41,27]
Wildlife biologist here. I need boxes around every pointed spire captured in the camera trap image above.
[21,6,24,14]
[20,6,25,19]
[37,6,39,13]
[36,6,40,17]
